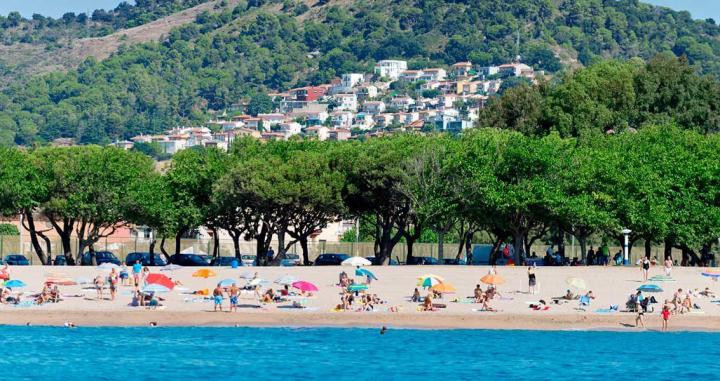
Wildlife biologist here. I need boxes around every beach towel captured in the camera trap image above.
[594,308,617,313]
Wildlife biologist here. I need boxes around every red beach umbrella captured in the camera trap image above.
[146,273,175,290]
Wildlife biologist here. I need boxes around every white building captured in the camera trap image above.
[331,111,354,129]
[333,94,358,112]
[341,73,364,88]
[390,96,416,111]
[420,68,447,82]
[362,101,386,114]
[374,60,408,80]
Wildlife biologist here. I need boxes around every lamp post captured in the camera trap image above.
[621,228,632,265]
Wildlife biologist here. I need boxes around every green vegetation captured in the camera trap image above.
[0,126,718,266]
[3,0,720,143]
[0,223,19,235]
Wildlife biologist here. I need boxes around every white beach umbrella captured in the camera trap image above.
[341,257,371,267]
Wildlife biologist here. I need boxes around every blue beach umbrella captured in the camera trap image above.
[142,284,171,293]
[348,284,368,292]
[3,280,27,288]
[274,275,298,285]
[637,284,663,293]
[219,278,237,287]
[355,268,378,280]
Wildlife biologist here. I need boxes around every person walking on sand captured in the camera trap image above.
[661,305,670,331]
[664,257,673,277]
[641,256,650,281]
[94,275,105,300]
[527,266,537,294]
[213,284,224,312]
[132,260,142,287]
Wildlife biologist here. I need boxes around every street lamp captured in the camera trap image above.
[621,228,632,265]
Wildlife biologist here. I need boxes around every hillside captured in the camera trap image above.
[2,0,720,145]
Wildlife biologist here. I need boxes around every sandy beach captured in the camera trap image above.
[2,264,719,331]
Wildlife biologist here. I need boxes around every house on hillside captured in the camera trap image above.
[420,68,447,82]
[305,125,330,141]
[362,101,386,115]
[390,96,416,111]
[333,94,358,111]
[399,70,423,82]
[498,63,534,78]
[374,60,408,80]
[451,62,473,77]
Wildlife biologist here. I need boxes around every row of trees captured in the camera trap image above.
[1,125,718,265]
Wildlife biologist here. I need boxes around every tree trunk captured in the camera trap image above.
[23,211,47,265]
[174,229,185,256]
[437,231,444,261]
[211,227,220,258]
[513,232,524,264]
[60,231,73,265]
[149,237,157,266]
[489,235,503,265]
[663,238,673,261]
[300,237,310,266]
[578,237,587,263]
[644,238,652,259]
[229,229,241,259]
[160,236,169,257]
[464,233,473,263]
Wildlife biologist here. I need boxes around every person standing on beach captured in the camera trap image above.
[229,283,239,312]
[108,268,119,301]
[664,257,673,277]
[213,284,224,312]
[132,261,142,287]
[661,305,670,331]
[641,257,650,281]
[94,275,105,300]
[600,243,610,266]
[527,266,537,294]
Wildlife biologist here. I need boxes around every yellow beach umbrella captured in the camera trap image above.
[566,277,587,290]
[480,274,505,285]
[192,269,217,279]
[431,283,457,293]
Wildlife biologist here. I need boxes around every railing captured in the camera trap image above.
[0,235,693,266]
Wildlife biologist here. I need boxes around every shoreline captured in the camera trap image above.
[2,310,718,332]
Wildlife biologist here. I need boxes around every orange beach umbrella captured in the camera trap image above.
[192,269,217,278]
[480,274,505,285]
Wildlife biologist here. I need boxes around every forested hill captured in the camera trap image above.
[2,0,720,145]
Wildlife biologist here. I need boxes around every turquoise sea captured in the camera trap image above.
[1,326,719,380]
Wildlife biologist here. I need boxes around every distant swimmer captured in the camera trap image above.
[149,322,158,327]
[380,326,387,335]
[64,322,76,328]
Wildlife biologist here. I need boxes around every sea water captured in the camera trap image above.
[1,326,719,380]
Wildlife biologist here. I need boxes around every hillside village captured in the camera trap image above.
[111,60,539,153]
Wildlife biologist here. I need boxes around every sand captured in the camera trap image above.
[1,264,719,331]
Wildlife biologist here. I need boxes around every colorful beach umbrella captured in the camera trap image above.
[192,269,217,278]
[355,268,378,280]
[565,277,587,290]
[218,278,237,287]
[432,283,457,293]
[637,284,663,293]
[481,274,505,286]
[142,284,171,293]
[342,257,371,267]
[292,281,319,292]
[274,275,298,285]
[45,277,76,286]
[418,274,445,282]
[421,277,442,288]
[146,273,175,290]
[348,284,369,292]
[701,268,720,278]
[3,280,26,288]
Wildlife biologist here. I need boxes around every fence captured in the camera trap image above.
[0,235,692,265]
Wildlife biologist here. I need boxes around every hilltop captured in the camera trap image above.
[1,0,720,144]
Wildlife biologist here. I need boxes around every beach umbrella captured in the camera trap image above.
[421,277,442,288]
[418,274,445,282]
[481,274,505,286]
[355,268,378,280]
[45,277,76,286]
[161,264,183,271]
[431,283,457,293]
[192,269,217,278]
[348,284,368,292]
[248,278,268,287]
[218,278,237,287]
[142,284,171,293]
[3,280,26,288]
[146,273,175,290]
[701,268,720,278]
[341,257,371,267]
[566,277,587,290]
[274,275,298,285]
[292,281,319,292]
[97,263,120,270]
[637,284,663,293]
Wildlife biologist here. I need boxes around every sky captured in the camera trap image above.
[0,0,717,20]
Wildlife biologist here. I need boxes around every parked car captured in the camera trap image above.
[211,256,240,267]
[365,256,398,265]
[442,258,467,265]
[80,251,121,266]
[3,254,29,265]
[240,254,256,267]
[280,253,301,266]
[52,255,67,266]
[125,252,168,266]
[313,253,350,266]
[406,256,439,265]
[170,253,212,266]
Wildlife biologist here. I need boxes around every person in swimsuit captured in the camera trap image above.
[664,257,673,277]
[229,283,239,312]
[108,268,119,301]
[213,284,224,312]
[132,261,142,287]
[661,305,670,331]
[527,266,537,294]
[94,275,104,300]
[119,264,129,286]
[641,257,650,281]
[635,291,645,328]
